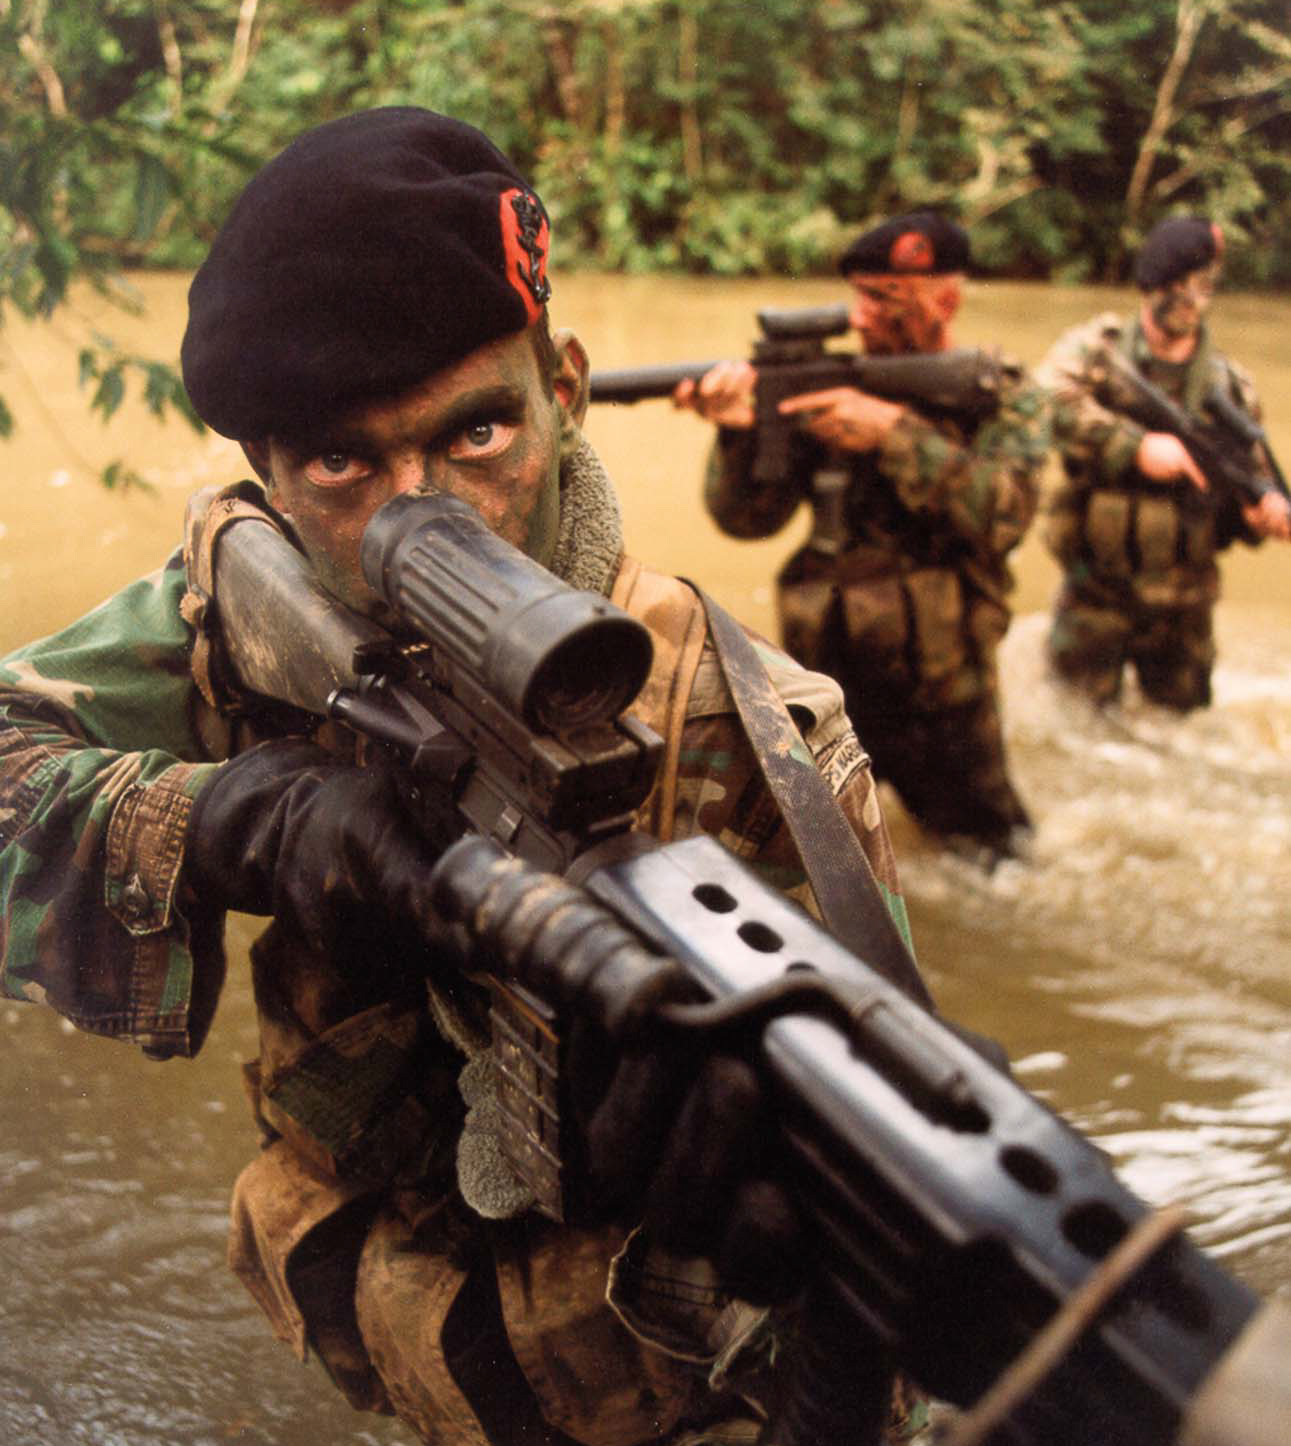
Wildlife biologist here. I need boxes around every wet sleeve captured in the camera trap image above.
[668,643,913,954]
[875,361,1051,563]
[0,549,223,1057]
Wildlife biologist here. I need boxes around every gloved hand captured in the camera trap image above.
[185,738,462,953]
[571,1024,804,1305]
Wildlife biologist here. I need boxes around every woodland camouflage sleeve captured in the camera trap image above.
[0,550,222,1057]
[1221,356,1277,486]
[667,638,913,954]
[702,427,811,540]
[1033,313,1145,484]
[876,356,1051,563]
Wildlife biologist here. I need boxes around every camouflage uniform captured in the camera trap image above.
[1035,312,1270,709]
[704,359,1048,850]
[0,453,915,1444]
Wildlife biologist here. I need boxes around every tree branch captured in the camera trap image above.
[16,0,67,117]
[1123,0,1209,232]
[154,0,184,117]
[206,0,260,118]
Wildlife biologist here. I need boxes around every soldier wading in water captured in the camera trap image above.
[0,109,938,1445]
[1036,215,1291,710]
[673,214,1051,867]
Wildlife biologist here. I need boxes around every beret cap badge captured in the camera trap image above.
[889,231,936,272]
[501,188,552,319]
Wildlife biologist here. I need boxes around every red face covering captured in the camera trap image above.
[846,274,960,354]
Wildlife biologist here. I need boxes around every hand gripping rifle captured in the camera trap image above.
[589,303,1005,486]
[1094,348,1291,514]
[209,489,1291,1446]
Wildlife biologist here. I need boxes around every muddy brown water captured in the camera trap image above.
[2,273,1289,1443]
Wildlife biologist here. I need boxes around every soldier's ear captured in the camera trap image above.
[551,328,590,437]
[241,440,273,489]
[933,276,962,322]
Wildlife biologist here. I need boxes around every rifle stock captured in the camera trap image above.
[206,488,1291,1446]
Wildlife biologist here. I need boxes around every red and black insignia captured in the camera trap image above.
[500,188,551,321]
[889,230,935,272]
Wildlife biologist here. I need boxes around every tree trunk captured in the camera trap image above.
[679,6,703,184]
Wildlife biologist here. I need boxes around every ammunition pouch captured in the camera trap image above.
[1079,484,1218,603]
[779,542,1005,712]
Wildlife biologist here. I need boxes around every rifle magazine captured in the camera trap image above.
[489,978,571,1224]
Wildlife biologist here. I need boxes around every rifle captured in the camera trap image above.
[208,488,1291,1446]
[1095,348,1291,512]
[590,303,1005,486]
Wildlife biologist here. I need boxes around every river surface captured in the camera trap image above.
[1,272,1289,1444]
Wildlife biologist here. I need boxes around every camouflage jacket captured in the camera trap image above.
[703,352,1048,712]
[1034,311,1269,608]
[704,351,1049,611]
[0,485,910,1064]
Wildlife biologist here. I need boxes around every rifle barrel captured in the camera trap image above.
[589,360,721,404]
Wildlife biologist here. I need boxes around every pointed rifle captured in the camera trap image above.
[590,303,1005,484]
[1095,347,1291,513]
[204,486,1291,1446]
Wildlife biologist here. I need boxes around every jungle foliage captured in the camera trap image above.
[2,0,1290,463]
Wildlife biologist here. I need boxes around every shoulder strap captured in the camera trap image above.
[694,588,932,1008]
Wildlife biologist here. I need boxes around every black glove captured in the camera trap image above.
[571,1023,804,1305]
[185,738,461,954]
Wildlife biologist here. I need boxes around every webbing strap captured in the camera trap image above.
[694,588,932,1008]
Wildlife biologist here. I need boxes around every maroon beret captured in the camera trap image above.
[181,107,552,439]
[1134,216,1224,291]
[838,212,972,277]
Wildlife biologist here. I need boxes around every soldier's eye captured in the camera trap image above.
[448,420,517,460]
[302,451,371,487]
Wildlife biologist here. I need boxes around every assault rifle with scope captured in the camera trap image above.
[590,303,1006,486]
[1095,348,1291,515]
[203,485,1291,1446]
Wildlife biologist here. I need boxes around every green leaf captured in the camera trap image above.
[92,368,126,422]
[131,154,173,244]
[98,461,157,496]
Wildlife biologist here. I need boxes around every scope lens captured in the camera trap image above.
[527,620,653,732]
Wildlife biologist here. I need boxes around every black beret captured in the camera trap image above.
[1134,216,1224,291]
[838,212,972,277]
[181,107,552,439]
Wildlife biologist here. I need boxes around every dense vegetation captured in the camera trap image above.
[3,0,1289,461]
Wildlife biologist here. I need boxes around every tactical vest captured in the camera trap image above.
[776,445,1010,714]
[1050,317,1246,607]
